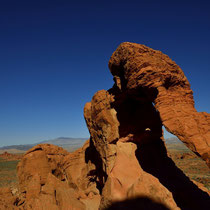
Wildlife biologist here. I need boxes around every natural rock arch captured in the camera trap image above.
[84,42,210,209]
[108,42,210,167]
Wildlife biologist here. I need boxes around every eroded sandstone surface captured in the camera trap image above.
[108,42,210,167]
[1,42,209,209]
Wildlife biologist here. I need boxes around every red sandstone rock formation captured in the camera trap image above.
[0,151,22,161]
[83,42,210,209]
[108,42,210,167]
[0,42,209,210]
[15,143,101,210]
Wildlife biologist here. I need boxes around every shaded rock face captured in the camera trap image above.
[1,42,209,210]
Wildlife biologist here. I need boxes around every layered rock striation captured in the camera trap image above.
[1,42,209,210]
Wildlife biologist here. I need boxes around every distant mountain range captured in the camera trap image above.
[165,137,181,144]
[0,137,182,154]
[0,137,88,153]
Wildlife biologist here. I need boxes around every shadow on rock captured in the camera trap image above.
[136,139,210,210]
[106,196,170,210]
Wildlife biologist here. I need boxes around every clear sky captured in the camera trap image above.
[0,0,209,146]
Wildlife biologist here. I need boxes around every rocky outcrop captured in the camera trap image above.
[0,152,22,161]
[15,143,101,210]
[83,42,210,209]
[1,42,209,210]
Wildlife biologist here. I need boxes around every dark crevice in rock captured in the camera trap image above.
[52,168,65,181]
[54,190,58,206]
[112,93,162,144]
[26,147,43,155]
[85,138,107,194]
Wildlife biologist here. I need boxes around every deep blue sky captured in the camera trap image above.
[0,0,209,146]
